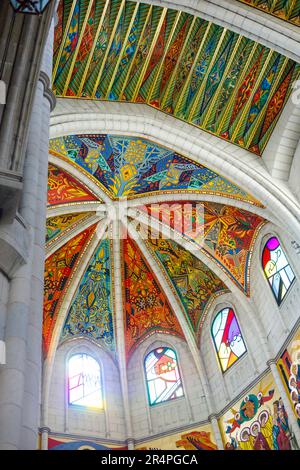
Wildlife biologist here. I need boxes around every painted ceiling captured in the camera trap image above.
[61,237,115,351]
[237,0,300,26]
[140,202,266,294]
[44,135,268,358]
[46,212,94,245]
[123,236,184,358]
[53,0,300,155]
[144,236,229,333]
[48,163,99,205]
[49,134,262,206]
[44,224,97,352]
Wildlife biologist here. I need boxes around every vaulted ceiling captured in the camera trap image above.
[47,1,298,363]
[52,0,300,156]
[237,0,300,26]
[44,135,267,359]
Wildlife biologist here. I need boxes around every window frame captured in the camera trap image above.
[211,306,247,374]
[67,352,103,410]
[261,235,296,307]
[144,346,184,407]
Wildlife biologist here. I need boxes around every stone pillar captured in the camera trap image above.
[0,271,9,340]
[112,219,134,443]
[268,360,300,447]
[39,426,50,450]
[0,17,55,450]
[0,242,33,449]
[127,439,135,450]
[209,414,224,450]
[20,20,55,450]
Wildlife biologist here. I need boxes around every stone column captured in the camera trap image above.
[0,271,9,341]
[208,414,224,450]
[39,426,50,450]
[268,360,300,447]
[0,17,55,450]
[127,439,135,450]
[0,232,33,449]
[20,20,55,450]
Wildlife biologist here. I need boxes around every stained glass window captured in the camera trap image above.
[211,308,247,372]
[262,236,295,305]
[68,354,103,408]
[144,347,184,405]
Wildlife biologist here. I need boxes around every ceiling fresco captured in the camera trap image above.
[141,202,266,294]
[48,163,99,205]
[237,0,300,26]
[60,237,115,351]
[46,212,94,244]
[43,225,97,353]
[144,236,228,333]
[44,127,269,359]
[49,134,262,206]
[52,0,300,155]
[123,236,184,359]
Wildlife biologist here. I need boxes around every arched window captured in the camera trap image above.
[262,236,295,305]
[68,353,103,409]
[211,307,247,372]
[144,347,184,405]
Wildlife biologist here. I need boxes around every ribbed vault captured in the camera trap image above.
[44,133,268,364]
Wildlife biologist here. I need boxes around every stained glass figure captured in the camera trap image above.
[262,236,295,305]
[211,307,247,372]
[144,347,184,405]
[68,354,102,408]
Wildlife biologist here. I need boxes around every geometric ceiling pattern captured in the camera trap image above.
[48,163,99,205]
[53,0,300,155]
[60,236,115,352]
[144,236,228,333]
[123,236,185,359]
[43,224,97,353]
[237,0,300,26]
[46,212,94,244]
[140,202,266,294]
[44,133,268,358]
[49,134,262,206]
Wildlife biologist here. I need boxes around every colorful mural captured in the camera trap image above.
[219,372,296,450]
[237,0,300,26]
[142,202,266,294]
[48,163,98,205]
[136,424,217,450]
[46,212,94,244]
[48,435,127,450]
[123,236,184,359]
[277,328,300,426]
[49,134,261,205]
[145,235,228,333]
[43,225,96,354]
[60,238,115,351]
[52,0,300,155]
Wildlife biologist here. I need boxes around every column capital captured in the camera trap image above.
[126,438,135,450]
[39,71,56,112]
[208,413,218,422]
[39,426,51,434]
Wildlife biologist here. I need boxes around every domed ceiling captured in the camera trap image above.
[44,134,267,359]
[53,0,300,155]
